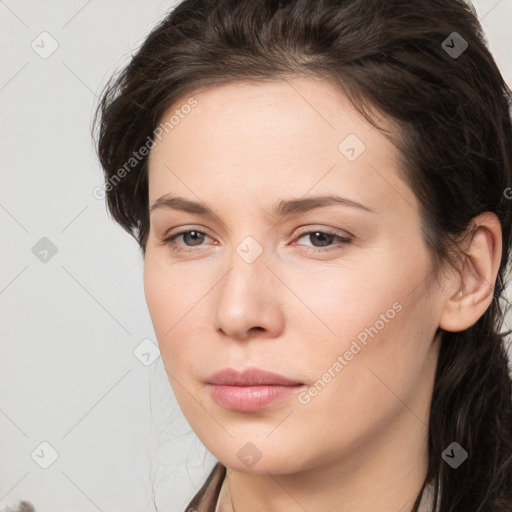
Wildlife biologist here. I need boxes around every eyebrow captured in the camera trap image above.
[149,194,376,217]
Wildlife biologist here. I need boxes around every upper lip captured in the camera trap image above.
[205,367,303,386]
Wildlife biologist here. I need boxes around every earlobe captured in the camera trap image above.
[438,212,502,333]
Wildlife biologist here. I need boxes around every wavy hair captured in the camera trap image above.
[92,0,512,510]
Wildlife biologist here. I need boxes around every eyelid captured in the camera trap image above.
[293,226,354,241]
[163,225,353,241]
[162,224,213,240]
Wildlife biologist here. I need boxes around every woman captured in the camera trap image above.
[93,0,512,510]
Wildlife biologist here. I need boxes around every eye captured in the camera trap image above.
[162,228,352,255]
[293,229,352,252]
[163,229,214,253]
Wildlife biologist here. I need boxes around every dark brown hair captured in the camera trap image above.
[93,0,512,510]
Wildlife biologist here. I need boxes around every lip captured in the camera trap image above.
[206,367,303,386]
[205,367,304,412]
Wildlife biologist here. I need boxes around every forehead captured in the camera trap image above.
[147,78,416,218]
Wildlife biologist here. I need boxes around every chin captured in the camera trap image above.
[208,442,311,475]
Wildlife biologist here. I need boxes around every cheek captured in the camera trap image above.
[294,306,430,454]
[143,258,173,336]
[143,256,188,357]
[143,253,213,376]
[290,255,434,411]
[278,257,403,354]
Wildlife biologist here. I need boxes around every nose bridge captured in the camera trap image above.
[214,233,283,338]
[219,235,272,308]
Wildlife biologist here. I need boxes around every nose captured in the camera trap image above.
[214,248,285,341]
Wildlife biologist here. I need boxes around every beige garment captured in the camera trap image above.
[214,476,437,512]
[418,481,437,512]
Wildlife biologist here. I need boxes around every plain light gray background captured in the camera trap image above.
[1,1,511,511]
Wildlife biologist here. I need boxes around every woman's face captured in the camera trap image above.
[144,77,445,474]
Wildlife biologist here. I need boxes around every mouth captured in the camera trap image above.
[205,367,305,412]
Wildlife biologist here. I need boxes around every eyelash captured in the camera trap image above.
[162,228,353,254]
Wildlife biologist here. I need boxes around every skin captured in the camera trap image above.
[143,77,501,512]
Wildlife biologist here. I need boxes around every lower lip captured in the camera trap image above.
[206,384,303,412]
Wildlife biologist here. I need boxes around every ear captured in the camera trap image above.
[439,212,502,332]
